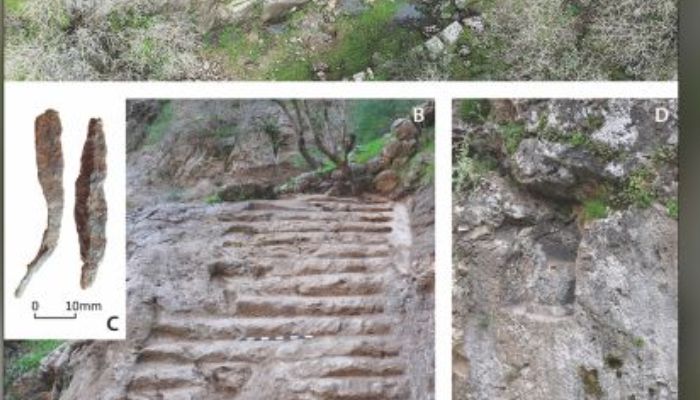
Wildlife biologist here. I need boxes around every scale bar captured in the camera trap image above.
[33,313,77,320]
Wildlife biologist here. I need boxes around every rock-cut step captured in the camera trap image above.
[233,295,385,317]
[289,377,411,400]
[221,273,386,297]
[151,314,396,341]
[209,257,389,279]
[138,336,402,364]
[222,220,393,235]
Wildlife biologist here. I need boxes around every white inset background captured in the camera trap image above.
[4,84,126,339]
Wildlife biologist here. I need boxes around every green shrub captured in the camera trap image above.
[499,122,526,155]
[459,100,491,124]
[146,101,173,144]
[624,168,655,208]
[454,139,494,193]
[4,340,63,393]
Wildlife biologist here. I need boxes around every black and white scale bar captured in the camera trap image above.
[33,313,78,320]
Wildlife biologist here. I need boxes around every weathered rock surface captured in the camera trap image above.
[218,182,276,201]
[11,195,433,399]
[75,118,108,289]
[453,99,678,399]
[126,100,162,152]
[16,110,64,297]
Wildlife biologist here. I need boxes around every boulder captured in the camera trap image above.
[261,0,309,23]
[373,169,399,193]
[511,138,606,201]
[439,21,463,45]
[424,36,445,60]
[392,118,419,140]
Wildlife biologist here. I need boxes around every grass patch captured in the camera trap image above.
[214,26,266,65]
[568,131,588,147]
[5,0,25,13]
[4,340,63,392]
[269,58,313,80]
[582,198,608,220]
[321,0,423,79]
[205,193,222,205]
[666,198,678,219]
[146,101,173,144]
[352,136,387,164]
[449,30,507,80]
[632,337,645,348]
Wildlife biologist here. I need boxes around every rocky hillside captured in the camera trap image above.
[452,99,678,399]
[5,0,676,80]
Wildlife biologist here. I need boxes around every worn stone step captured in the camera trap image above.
[209,257,390,279]
[222,273,386,297]
[222,220,393,235]
[284,357,406,378]
[127,386,205,400]
[139,336,401,364]
[128,365,202,392]
[243,231,391,247]
[223,244,393,260]
[218,210,394,224]
[152,314,396,341]
[289,377,411,400]
[234,295,385,317]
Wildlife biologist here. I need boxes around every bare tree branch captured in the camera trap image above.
[273,100,319,169]
[302,100,342,165]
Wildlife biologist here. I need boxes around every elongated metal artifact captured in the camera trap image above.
[75,118,108,289]
[16,110,64,297]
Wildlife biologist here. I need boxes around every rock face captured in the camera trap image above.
[16,110,64,297]
[126,100,162,152]
[75,118,108,289]
[13,195,434,399]
[453,99,678,399]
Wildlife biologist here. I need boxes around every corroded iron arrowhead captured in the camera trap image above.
[75,118,108,289]
[16,110,64,297]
